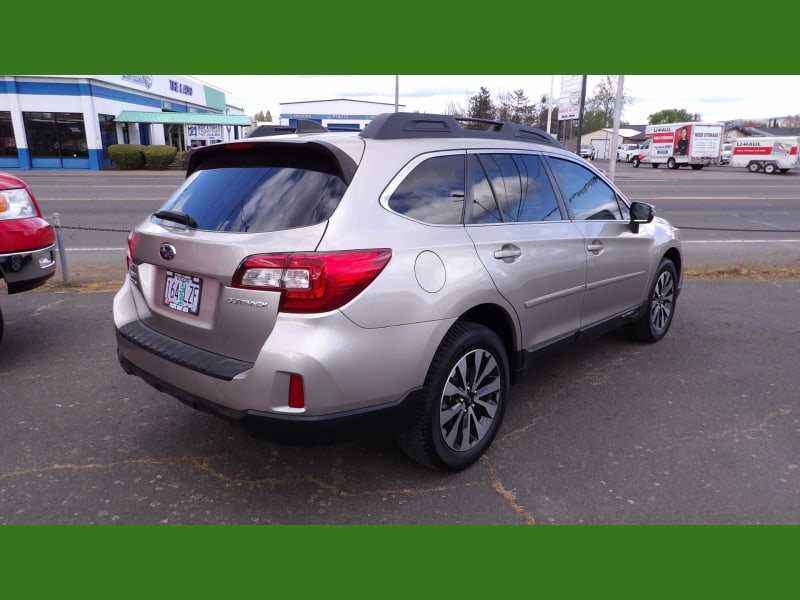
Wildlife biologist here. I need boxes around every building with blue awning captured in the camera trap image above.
[0,75,251,171]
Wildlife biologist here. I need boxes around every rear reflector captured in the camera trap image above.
[288,374,305,409]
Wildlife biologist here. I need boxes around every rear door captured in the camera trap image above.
[465,152,587,350]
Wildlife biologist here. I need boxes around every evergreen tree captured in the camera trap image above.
[508,89,536,125]
[467,87,494,122]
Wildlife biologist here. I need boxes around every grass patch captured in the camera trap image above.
[685,265,800,280]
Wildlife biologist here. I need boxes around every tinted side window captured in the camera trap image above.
[469,153,562,224]
[388,154,465,224]
[159,166,346,233]
[547,157,624,220]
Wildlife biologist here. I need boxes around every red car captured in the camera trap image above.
[1,172,57,341]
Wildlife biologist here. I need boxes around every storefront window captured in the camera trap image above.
[23,112,88,158]
[0,112,18,157]
[98,114,117,156]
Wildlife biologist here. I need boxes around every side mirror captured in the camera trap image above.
[629,201,654,233]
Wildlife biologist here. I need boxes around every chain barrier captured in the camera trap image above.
[53,224,132,233]
[45,216,800,286]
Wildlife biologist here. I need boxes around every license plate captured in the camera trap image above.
[163,270,202,315]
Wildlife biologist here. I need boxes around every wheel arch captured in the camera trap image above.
[458,303,522,380]
[663,247,683,291]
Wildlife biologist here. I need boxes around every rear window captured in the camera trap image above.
[156,166,347,233]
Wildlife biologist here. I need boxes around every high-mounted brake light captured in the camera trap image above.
[232,249,392,313]
[226,142,257,150]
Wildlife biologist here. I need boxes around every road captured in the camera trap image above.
[19,162,800,272]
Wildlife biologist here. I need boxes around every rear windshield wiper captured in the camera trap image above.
[153,210,199,229]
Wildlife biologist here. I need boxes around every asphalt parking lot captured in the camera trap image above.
[2,275,798,524]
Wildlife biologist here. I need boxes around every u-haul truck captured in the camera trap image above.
[730,136,800,174]
[631,122,724,170]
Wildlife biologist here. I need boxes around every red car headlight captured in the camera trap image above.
[0,188,37,221]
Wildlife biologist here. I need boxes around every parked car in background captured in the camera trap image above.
[617,143,641,162]
[720,143,733,165]
[579,144,596,160]
[0,172,57,343]
[114,112,683,472]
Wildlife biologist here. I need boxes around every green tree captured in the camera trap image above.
[507,89,536,125]
[585,75,633,129]
[531,94,557,132]
[265,110,273,122]
[581,109,608,133]
[449,86,559,131]
[467,87,494,122]
[648,108,702,124]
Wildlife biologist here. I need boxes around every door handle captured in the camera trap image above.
[493,245,522,262]
[587,240,604,255]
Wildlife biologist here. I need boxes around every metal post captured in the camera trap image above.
[51,213,69,284]
[575,75,587,155]
[608,75,625,182]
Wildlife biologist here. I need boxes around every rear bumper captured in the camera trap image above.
[0,244,57,293]
[117,351,419,445]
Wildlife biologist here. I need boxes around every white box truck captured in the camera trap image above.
[730,136,800,174]
[631,122,724,170]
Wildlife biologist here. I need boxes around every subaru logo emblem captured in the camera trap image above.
[159,243,177,261]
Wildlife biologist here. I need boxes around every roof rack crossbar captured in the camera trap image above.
[360,112,563,148]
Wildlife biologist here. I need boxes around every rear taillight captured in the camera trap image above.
[126,231,134,269]
[232,249,392,313]
[126,230,141,271]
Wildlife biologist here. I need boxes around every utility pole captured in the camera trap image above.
[574,75,587,154]
[608,75,625,182]
[546,75,554,135]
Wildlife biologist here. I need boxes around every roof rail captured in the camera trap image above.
[247,119,329,138]
[360,112,564,148]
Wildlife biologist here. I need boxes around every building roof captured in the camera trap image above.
[115,111,252,125]
[602,127,645,138]
[279,98,404,107]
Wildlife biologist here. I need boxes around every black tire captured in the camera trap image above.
[667,157,677,170]
[396,322,509,471]
[747,161,760,173]
[0,306,3,344]
[690,164,703,170]
[625,259,678,343]
[764,163,777,174]
[632,156,640,168]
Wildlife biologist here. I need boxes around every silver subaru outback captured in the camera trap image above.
[113,112,682,471]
